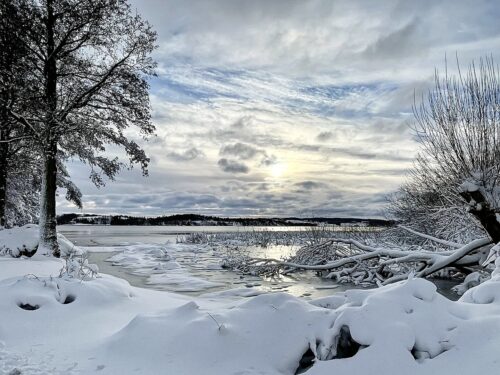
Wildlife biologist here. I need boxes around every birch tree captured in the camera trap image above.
[10,0,157,256]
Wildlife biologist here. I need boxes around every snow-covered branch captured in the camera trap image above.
[398,225,464,249]
[222,235,493,285]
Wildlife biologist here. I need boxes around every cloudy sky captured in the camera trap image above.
[58,0,500,218]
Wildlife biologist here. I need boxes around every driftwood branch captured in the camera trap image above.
[398,225,464,249]
[223,236,492,285]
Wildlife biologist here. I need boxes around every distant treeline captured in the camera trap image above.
[57,213,394,227]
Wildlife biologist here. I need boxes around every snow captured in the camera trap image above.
[451,271,483,295]
[146,272,224,292]
[2,227,500,374]
[104,243,225,292]
[201,287,268,299]
[96,293,331,375]
[0,224,39,257]
[0,224,83,258]
[483,242,500,266]
[80,245,136,253]
[459,180,480,193]
[0,256,63,282]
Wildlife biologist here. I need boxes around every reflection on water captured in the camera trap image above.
[60,225,459,300]
[86,248,359,300]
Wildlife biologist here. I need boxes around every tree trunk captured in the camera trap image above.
[0,93,10,228]
[460,189,500,243]
[38,140,59,256]
[38,0,60,256]
[0,130,8,228]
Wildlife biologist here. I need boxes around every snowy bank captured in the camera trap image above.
[2,262,500,374]
[0,224,39,257]
[1,227,500,374]
[0,224,79,257]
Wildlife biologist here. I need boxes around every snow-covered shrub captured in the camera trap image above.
[59,247,98,280]
[0,224,38,257]
[57,232,84,258]
[210,230,301,247]
[220,244,281,276]
[291,240,350,266]
[178,232,212,244]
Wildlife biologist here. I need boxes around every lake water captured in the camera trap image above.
[58,225,459,300]
[58,224,369,245]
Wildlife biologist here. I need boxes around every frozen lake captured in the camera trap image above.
[58,225,459,300]
[58,224,360,245]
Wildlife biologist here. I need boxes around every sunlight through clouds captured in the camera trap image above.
[60,0,500,218]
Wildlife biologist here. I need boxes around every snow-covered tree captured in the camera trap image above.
[406,57,500,243]
[4,155,41,227]
[0,0,36,227]
[1,0,84,229]
[386,174,485,245]
[8,0,157,255]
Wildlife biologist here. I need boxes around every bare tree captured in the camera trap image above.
[386,175,485,245]
[411,56,500,243]
[10,0,157,255]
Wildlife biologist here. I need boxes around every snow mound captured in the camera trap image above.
[461,271,500,305]
[81,276,500,374]
[2,240,500,374]
[306,277,500,374]
[97,292,333,375]
[0,224,39,257]
[0,224,82,257]
[0,274,134,319]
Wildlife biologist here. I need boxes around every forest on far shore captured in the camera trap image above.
[56,213,394,227]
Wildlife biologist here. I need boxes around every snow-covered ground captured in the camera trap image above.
[1,226,500,374]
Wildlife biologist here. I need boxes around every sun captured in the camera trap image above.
[269,162,287,178]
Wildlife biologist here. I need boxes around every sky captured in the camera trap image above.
[58,0,500,218]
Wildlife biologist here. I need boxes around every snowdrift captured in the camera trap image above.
[0,224,78,257]
[0,269,500,374]
[1,226,500,374]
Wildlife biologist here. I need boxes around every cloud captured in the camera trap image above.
[294,181,328,190]
[59,0,500,218]
[260,154,277,166]
[362,18,424,60]
[316,131,334,142]
[217,158,250,174]
[231,115,254,129]
[220,141,277,167]
[167,147,205,161]
[220,142,262,160]
[58,161,400,218]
